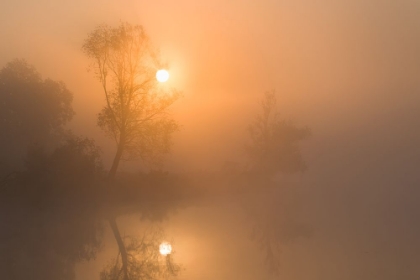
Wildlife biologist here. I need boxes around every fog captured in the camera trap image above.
[1,0,420,279]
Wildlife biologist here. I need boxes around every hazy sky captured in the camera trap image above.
[1,0,420,279]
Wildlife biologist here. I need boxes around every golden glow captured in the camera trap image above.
[156,69,169,83]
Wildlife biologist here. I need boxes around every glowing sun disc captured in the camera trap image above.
[156,69,169,83]
[159,242,172,256]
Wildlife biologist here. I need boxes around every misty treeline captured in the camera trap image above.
[0,23,310,280]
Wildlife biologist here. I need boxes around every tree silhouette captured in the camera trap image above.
[246,91,310,176]
[83,23,180,174]
[83,22,180,280]
[0,59,74,172]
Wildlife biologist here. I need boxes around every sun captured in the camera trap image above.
[156,69,169,83]
[159,242,172,256]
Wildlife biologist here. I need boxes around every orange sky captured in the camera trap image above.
[2,0,420,279]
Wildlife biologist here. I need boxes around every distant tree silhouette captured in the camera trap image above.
[246,91,310,176]
[83,22,180,280]
[0,59,74,172]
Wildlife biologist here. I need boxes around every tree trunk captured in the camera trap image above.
[108,141,124,180]
[109,217,130,280]
[108,133,130,279]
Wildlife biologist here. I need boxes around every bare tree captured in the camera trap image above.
[83,23,180,280]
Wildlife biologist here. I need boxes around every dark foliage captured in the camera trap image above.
[0,59,74,171]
